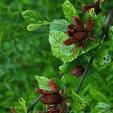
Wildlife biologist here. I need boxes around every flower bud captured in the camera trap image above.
[71,65,85,76]
[41,92,63,105]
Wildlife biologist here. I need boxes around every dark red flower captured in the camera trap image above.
[41,92,63,104]
[64,16,95,48]
[83,0,101,14]
[71,65,85,76]
[37,80,63,113]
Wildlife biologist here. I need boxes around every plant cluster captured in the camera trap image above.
[11,0,113,113]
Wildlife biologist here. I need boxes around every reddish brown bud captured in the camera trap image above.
[71,65,85,76]
[41,92,63,105]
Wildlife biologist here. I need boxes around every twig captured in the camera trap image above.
[76,55,95,94]
[27,95,42,113]
[75,8,113,94]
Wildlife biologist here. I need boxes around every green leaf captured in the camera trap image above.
[109,26,113,49]
[62,0,78,22]
[95,42,111,66]
[72,91,87,112]
[49,31,80,63]
[89,87,108,102]
[18,98,27,113]
[96,102,111,109]
[15,97,27,113]
[91,102,112,113]
[50,19,69,32]
[35,75,51,91]
[96,54,111,66]
[49,19,99,63]
[22,10,42,22]
[27,21,49,31]
[27,24,42,31]
[49,30,98,63]
[91,102,113,113]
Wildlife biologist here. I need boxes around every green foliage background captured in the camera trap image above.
[0,0,64,112]
[0,0,113,113]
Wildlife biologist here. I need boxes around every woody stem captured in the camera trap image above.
[76,55,95,94]
[27,95,42,113]
[75,8,113,94]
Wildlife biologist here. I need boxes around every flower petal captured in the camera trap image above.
[86,18,95,32]
[37,89,51,95]
[74,32,85,41]
[64,37,76,45]
[48,80,59,92]
[73,16,85,31]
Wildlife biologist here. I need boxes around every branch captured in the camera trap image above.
[27,95,42,113]
[76,55,95,94]
[76,8,113,94]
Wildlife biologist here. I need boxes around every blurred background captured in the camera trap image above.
[1,0,112,113]
[0,0,66,112]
